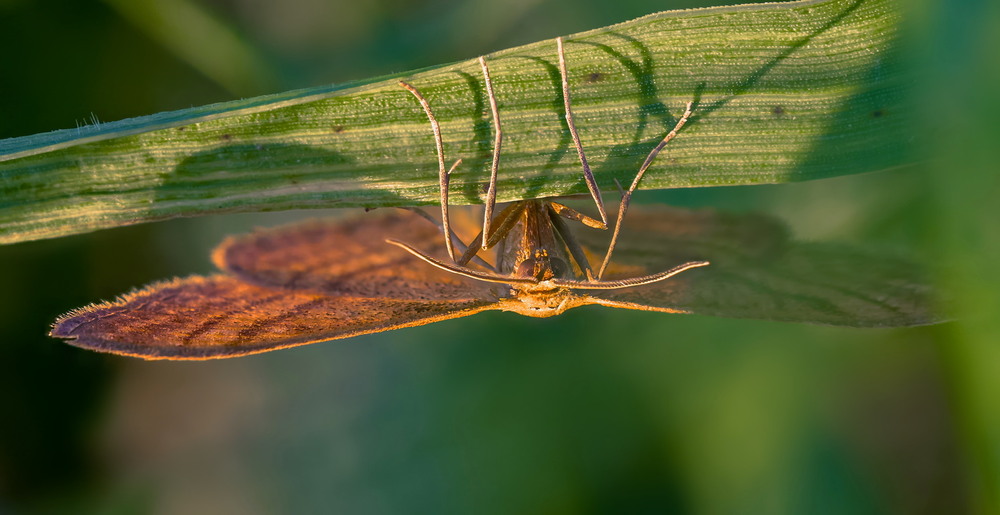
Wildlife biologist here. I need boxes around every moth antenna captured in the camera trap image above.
[558,36,608,229]
[555,261,708,290]
[479,55,503,249]
[598,101,694,279]
[399,80,456,262]
[386,239,539,286]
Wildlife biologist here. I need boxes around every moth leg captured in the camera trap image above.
[399,80,457,262]
[546,202,596,281]
[548,201,605,229]
[611,177,626,197]
[598,101,694,279]
[479,55,503,249]
[457,201,526,267]
[558,36,608,229]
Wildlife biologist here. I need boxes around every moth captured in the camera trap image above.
[50,39,936,360]
[48,201,936,360]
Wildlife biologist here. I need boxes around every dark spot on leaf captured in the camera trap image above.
[872,109,885,118]
[176,126,186,132]
[587,72,604,83]
[333,125,345,133]
[772,105,786,116]
[221,133,233,141]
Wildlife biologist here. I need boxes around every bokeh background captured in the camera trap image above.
[1,0,997,513]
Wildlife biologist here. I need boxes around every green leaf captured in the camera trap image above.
[0,0,911,244]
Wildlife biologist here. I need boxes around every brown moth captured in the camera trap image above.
[48,200,937,360]
[49,38,937,360]
[50,37,713,359]
[48,205,700,360]
[389,36,704,301]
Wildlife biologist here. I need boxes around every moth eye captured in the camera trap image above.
[515,259,541,279]
[549,258,569,279]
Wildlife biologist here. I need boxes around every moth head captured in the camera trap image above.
[513,248,570,282]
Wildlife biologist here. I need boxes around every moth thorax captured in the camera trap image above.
[496,201,575,282]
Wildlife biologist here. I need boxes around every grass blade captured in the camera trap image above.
[0,0,911,244]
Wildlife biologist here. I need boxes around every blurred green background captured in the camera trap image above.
[1,0,997,513]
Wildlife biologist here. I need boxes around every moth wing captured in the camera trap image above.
[51,275,498,360]
[577,206,938,327]
[214,210,495,301]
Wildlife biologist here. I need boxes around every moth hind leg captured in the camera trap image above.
[597,101,695,279]
[546,202,597,282]
[479,55,504,249]
[557,36,608,229]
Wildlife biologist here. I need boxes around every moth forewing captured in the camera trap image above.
[49,272,497,360]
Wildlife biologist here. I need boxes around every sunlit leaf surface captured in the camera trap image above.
[2,0,911,244]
